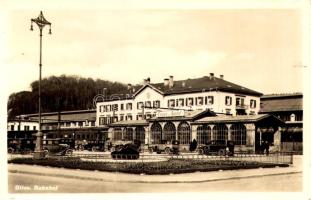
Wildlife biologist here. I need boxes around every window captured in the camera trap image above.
[145,101,151,108]
[91,121,95,126]
[99,117,107,125]
[99,105,104,112]
[153,100,160,108]
[135,126,145,143]
[113,104,118,111]
[114,128,122,140]
[236,97,245,107]
[187,98,194,106]
[10,125,14,131]
[78,122,83,127]
[230,124,246,145]
[225,96,232,106]
[151,122,162,144]
[163,122,176,142]
[127,115,132,121]
[33,126,36,130]
[120,104,124,110]
[178,99,184,107]
[213,124,228,141]
[126,103,132,110]
[120,115,124,121]
[124,128,133,141]
[168,99,175,107]
[207,96,214,105]
[137,102,144,110]
[197,125,211,144]
[24,125,29,131]
[197,97,204,106]
[250,99,256,108]
[177,122,191,145]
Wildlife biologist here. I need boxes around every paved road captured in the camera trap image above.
[9,172,302,193]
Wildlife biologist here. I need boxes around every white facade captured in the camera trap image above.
[7,121,39,131]
[96,84,260,127]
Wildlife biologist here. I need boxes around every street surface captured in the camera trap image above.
[8,155,302,193]
[9,172,302,192]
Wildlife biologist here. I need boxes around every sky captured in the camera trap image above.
[2,5,306,96]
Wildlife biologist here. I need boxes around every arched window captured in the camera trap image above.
[230,123,246,145]
[177,122,191,145]
[124,128,133,141]
[290,113,296,122]
[151,122,162,144]
[213,124,228,141]
[197,125,211,144]
[163,122,176,142]
[135,126,145,143]
[114,128,122,140]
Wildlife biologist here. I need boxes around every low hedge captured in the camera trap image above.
[8,157,289,175]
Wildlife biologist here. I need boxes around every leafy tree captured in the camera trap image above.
[7,75,128,119]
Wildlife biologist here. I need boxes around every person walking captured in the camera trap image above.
[265,141,270,156]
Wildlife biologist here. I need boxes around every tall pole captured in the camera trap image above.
[30,11,52,159]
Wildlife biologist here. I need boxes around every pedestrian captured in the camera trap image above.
[265,141,270,156]
[261,141,266,154]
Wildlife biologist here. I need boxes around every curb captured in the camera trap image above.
[8,169,302,184]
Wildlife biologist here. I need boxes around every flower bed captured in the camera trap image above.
[8,157,289,175]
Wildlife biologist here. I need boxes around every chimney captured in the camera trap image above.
[127,83,132,90]
[220,74,224,79]
[210,73,214,78]
[164,78,169,86]
[143,79,147,85]
[146,77,150,84]
[169,75,174,88]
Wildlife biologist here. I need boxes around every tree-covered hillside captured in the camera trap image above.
[7,75,127,119]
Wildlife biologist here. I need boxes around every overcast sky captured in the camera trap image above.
[4,8,305,95]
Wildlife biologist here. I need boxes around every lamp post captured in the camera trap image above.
[30,11,52,159]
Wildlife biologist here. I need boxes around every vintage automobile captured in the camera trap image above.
[43,138,74,156]
[148,140,180,154]
[83,140,105,152]
[111,143,140,159]
[198,140,235,156]
[7,138,36,154]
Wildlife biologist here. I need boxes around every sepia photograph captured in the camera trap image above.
[1,0,310,200]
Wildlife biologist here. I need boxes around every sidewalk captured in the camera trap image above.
[8,156,302,183]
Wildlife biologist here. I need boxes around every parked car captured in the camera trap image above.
[111,143,140,159]
[7,138,35,154]
[198,140,235,156]
[43,138,74,156]
[83,140,105,152]
[148,140,180,154]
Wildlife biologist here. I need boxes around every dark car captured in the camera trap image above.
[198,140,235,156]
[43,138,74,156]
[111,143,140,159]
[83,140,105,152]
[148,140,179,154]
[7,138,35,154]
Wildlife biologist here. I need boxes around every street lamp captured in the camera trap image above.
[30,11,52,159]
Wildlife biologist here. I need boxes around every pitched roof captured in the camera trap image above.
[102,76,262,101]
[149,109,216,122]
[193,114,273,124]
[109,120,149,127]
[150,76,262,96]
[259,94,303,112]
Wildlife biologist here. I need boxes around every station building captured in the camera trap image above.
[98,74,288,152]
[97,74,262,127]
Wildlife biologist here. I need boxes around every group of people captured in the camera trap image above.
[260,140,270,155]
